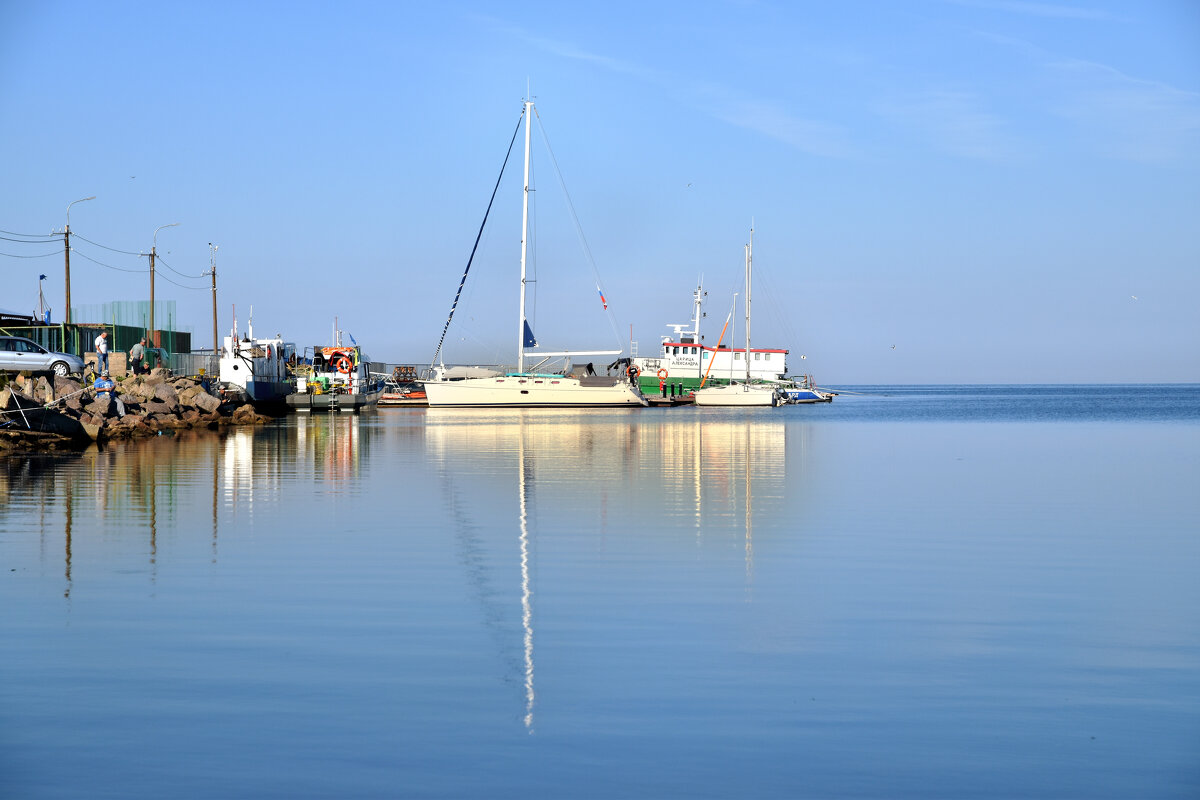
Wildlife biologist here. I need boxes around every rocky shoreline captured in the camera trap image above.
[0,370,273,453]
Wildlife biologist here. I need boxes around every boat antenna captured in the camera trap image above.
[429,108,525,371]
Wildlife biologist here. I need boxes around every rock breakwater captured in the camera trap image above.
[0,369,273,452]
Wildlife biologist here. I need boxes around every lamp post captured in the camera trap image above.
[64,196,95,324]
[208,243,218,357]
[149,223,180,347]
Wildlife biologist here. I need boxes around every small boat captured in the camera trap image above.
[779,374,834,404]
[694,227,781,408]
[285,337,385,411]
[423,97,646,409]
[217,310,297,410]
[379,378,428,407]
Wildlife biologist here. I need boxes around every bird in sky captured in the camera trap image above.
[1131,295,1138,300]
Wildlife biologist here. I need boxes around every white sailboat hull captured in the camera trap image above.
[425,374,647,408]
[693,382,778,407]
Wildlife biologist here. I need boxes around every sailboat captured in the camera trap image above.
[693,227,781,407]
[423,98,647,409]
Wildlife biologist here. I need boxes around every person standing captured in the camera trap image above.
[95,330,110,373]
[129,337,147,375]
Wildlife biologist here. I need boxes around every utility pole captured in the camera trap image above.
[63,196,95,324]
[208,243,218,356]
[146,223,179,347]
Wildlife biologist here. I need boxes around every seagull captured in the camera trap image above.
[891,345,896,349]
[1131,295,1138,300]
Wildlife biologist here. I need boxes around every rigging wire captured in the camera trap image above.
[532,107,625,352]
[429,107,525,369]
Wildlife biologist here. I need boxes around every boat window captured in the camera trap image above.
[735,352,742,360]
[755,352,761,360]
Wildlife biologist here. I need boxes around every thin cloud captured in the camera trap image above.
[879,89,1015,159]
[946,0,1119,21]
[485,20,857,160]
[703,94,857,159]
[1049,58,1200,163]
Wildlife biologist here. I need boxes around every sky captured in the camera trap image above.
[1,0,1197,383]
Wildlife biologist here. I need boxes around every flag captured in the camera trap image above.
[597,288,608,310]
[348,332,357,345]
[39,274,47,280]
[522,319,538,348]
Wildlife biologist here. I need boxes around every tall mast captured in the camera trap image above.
[518,99,533,373]
[745,226,753,382]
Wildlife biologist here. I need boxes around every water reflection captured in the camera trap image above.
[421,409,799,728]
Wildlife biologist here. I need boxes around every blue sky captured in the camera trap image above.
[2,0,1197,382]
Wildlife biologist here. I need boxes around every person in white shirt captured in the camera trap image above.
[95,331,110,373]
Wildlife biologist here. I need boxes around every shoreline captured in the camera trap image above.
[0,369,273,454]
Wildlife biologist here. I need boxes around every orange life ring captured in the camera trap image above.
[656,368,668,380]
[334,355,353,374]
[627,364,640,377]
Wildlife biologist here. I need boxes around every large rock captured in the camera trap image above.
[84,396,114,418]
[153,382,178,402]
[31,375,53,404]
[191,392,221,413]
[54,376,81,397]
[141,400,172,416]
[231,404,268,425]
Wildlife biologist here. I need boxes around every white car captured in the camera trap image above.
[0,336,86,377]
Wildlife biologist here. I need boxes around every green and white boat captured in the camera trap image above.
[631,282,791,396]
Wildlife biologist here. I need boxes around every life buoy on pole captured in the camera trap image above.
[334,355,353,374]
[656,368,668,380]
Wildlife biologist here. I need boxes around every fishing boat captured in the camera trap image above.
[632,282,790,396]
[693,228,781,408]
[285,335,385,411]
[423,98,646,409]
[217,310,297,410]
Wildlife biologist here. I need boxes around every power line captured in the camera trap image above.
[0,228,58,238]
[0,248,60,259]
[71,233,142,256]
[153,253,206,279]
[70,247,147,273]
[0,234,59,244]
[155,271,208,291]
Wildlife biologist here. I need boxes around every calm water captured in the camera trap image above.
[2,386,1198,799]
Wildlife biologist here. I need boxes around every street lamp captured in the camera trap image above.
[63,195,95,324]
[148,222,180,347]
[208,243,218,358]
